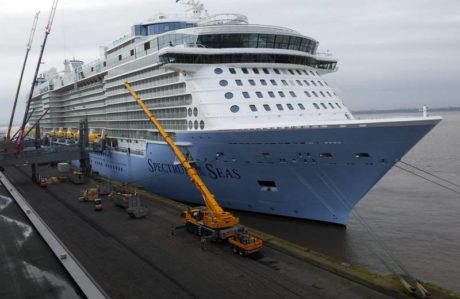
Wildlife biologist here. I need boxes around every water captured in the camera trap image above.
[236,111,460,292]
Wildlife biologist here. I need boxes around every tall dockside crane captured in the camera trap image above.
[124,82,262,256]
[5,12,40,143]
[16,0,58,150]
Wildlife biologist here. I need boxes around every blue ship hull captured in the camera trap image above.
[90,121,437,224]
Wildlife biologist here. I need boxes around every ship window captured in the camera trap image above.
[335,103,341,108]
[309,71,316,76]
[354,152,370,158]
[289,91,297,98]
[242,68,249,74]
[278,91,286,98]
[193,107,198,116]
[302,70,308,75]
[103,61,106,67]
[256,91,263,98]
[298,103,305,110]
[320,91,325,97]
[274,68,280,74]
[188,108,192,116]
[281,80,288,86]
[260,79,267,86]
[219,80,228,87]
[345,113,351,120]
[144,42,150,51]
[249,105,257,112]
[253,68,259,74]
[304,91,311,97]
[248,79,256,86]
[289,69,295,75]
[324,81,329,86]
[313,103,320,109]
[321,103,328,109]
[263,104,271,111]
[230,105,240,113]
[276,104,284,111]
[225,92,234,99]
[194,120,199,129]
[268,91,275,98]
[303,80,310,86]
[263,68,270,74]
[320,153,333,158]
[296,70,302,75]
[242,92,250,98]
[235,79,243,86]
[258,181,278,192]
[118,54,122,61]
[327,91,332,97]
[287,103,294,110]
[130,49,135,56]
[200,120,205,130]
[91,67,94,72]
[229,68,236,74]
[311,80,317,86]
[312,91,319,97]
[214,68,223,74]
[270,79,277,86]
[328,103,335,109]
[318,81,324,86]
[296,80,303,86]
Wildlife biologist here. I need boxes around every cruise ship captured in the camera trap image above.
[29,0,441,224]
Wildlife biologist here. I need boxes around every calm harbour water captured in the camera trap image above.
[236,110,460,292]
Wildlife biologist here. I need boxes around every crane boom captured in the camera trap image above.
[124,82,224,215]
[124,82,262,254]
[17,0,58,150]
[5,11,40,143]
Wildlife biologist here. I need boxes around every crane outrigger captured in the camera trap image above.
[124,82,262,256]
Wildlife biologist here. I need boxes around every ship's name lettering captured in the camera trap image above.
[147,159,240,180]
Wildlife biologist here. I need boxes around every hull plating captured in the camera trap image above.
[90,123,436,224]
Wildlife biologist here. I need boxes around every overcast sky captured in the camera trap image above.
[1,0,459,124]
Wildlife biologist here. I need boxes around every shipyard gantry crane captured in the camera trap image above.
[124,82,262,256]
[5,11,40,143]
[17,0,58,150]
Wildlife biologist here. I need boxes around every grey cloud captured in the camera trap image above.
[1,0,459,124]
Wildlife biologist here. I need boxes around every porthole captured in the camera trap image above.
[193,107,198,116]
[194,120,199,129]
[188,108,192,117]
[230,105,240,113]
[219,80,228,87]
[188,121,193,129]
[214,68,223,74]
[200,120,205,130]
[225,92,234,99]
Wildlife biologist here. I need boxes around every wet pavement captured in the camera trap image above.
[0,183,82,299]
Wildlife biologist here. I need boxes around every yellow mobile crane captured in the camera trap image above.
[124,82,262,256]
